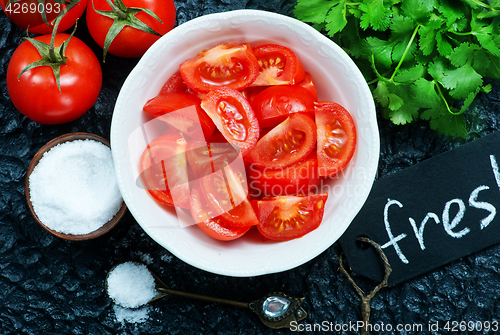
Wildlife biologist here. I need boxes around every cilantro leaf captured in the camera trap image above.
[359,0,391,31]
[394,65,425,83]
[364,37,394,68]
[441,64,483,99]
[401,0,438,23]
[325,0,348,37]
[294,0,337,24]
[429,113,467,138]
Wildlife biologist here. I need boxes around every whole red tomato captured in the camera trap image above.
[6,33,102,124]
[0,0,87,34]
[86,0,176,59]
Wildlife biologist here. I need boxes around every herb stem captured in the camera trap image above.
[434,81,461,115]
[389,24,420,82]
[467,0,492,9]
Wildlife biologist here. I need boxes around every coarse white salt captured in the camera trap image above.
[29,139,123,235]
[106,262,157,309]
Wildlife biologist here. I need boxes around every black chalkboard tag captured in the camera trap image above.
[339,131,500,286]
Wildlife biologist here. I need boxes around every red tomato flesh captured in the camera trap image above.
[254,193,328,241]
[179,43,259,93]
[201,87,260,156]
[315,102,357,177]
[245,113,316,170]
[251,44,305,86]
[143,92,215,141]
[191,187,250,241]
[251,85,316,128]
[139,132,191,208]
[297,72,318,101]
[248,151,323,198]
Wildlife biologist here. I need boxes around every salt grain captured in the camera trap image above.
[29,139,123,235]
[107,262,157,309]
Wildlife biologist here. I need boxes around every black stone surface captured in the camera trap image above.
[1,2,500,335]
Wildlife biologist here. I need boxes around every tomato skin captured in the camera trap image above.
[86,0,176,58]
[251,44,305,86]
[143,92,215,141]
[245,113,317,170]
[190,187,250,241]
[28,0,88,34]
[297,72,318,101]
[139,132,191,208]
[179,43,259,93]
[201,87,260,156]
[315,102,357,177]
[247,151,322,198]
[251,85,316,128]
[254,193,328,241]
[6,33,102,125]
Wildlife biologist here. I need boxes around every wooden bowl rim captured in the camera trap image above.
[25,132,127,241]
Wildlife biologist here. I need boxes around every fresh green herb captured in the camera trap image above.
[294,0,500,138]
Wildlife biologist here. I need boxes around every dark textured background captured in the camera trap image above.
[1,1,500,334]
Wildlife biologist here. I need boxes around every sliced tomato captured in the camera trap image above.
[179,43,259,93]
[240,86,266,105]
[245,113,316,170]
[251,44,305,86]
[297,72,318,101]
[254,193,328,241]
[251,85,316,128]
[248,151,323,198]
[185,141,239,181]
[159,70,204,98]
[190,187,250,241]
[139,132,190,208]
[143,92,215,141]
[199,160,258,227]
[201,87,260,156]
[315,102,357,177]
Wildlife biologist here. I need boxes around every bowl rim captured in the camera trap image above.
[25,132,127,241]
[111,9,380,276]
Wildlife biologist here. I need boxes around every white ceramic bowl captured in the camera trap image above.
[111,9,379,277]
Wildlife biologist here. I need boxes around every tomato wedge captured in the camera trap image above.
[254,193,328,241]
[185,141,240,180]
[198,160,258,227]
[143,92,215,141]
[159,70,201,97]
[315,102,357,177]
[251,44,305,86]
[248,151,323,198]
[201,87,260,156]
[139,132,190,208]
[190,187,250,241]
[297,72,318,101]
[251,85,316,128]
[245,113,316,170]
[179,43,259,93]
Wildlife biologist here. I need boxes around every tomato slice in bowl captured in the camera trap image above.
[245,113,316,170]
[139,132,191,208]
[143,92,215,141]
[198,159,258,227]
[250,44,305,86]
[297,72,318,101]
[315,102,357,177]
[248,151,323,198]
[190,186,250,241]
[253,193,328,241]
[251,85,316,128]
[201,87,260,156]
[159,70,204,98]
[179,43,259,93]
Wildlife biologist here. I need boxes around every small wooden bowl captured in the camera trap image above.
[25,132,127,241]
